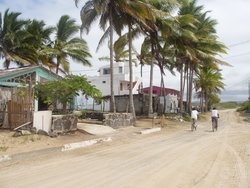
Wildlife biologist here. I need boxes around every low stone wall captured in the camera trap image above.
[103,113,135,129]
[79,111,105,121]
[52,115,78,133]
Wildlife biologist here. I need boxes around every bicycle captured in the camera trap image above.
[191,118,197,131]
[212,117,217,132]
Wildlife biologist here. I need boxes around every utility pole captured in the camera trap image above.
[248,81,250,110]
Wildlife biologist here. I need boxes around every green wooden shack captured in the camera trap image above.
[0,66,59,129]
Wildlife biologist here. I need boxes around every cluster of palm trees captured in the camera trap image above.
[1,0,229,117]
[75,0,229,117]
[0,9,91,73]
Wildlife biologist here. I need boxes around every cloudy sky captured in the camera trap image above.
[0,0,249,101]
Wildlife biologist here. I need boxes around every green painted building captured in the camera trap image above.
[0,66,59,112]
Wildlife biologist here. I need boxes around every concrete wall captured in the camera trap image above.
[52,115,78,133]
[74,94,162,115]
[33,111,52,133]
[160,95,179,113]
[103,113,135,128]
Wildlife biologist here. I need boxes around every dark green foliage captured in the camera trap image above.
[34,75,102,112]
[237,101,249,112]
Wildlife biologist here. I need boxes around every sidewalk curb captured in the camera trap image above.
[139,128,161,135]
[0,137,112,163]
[62,137,112,151]
[0,155,11,163]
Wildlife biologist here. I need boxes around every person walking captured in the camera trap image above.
[211,107,219,131]
[191,107,199,131]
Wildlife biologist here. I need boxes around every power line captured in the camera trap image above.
[228,40,250,47]
[223,51,250,59]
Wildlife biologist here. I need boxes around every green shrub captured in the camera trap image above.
[237,101,249,112]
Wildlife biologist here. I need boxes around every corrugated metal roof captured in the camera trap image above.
[0,66,39,79]
[0,66,60,80]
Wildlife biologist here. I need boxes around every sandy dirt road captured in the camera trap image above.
[0,110,250,188]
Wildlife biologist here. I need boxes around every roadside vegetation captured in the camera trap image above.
[215,101,241,110]
[237,101,250,113]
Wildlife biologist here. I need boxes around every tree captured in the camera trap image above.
[75,0,126,113]
[24,19,56,68]
[47,15,92,74]
[0,9,37,69]
[194,66,225,111]
[34,75,102,113]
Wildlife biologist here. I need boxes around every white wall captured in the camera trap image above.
[160,95,179,113]
[88,62,141,96]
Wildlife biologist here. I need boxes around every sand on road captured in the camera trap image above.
[0,109,249,188]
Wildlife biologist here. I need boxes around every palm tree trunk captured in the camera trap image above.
[188,66,194,113]
[128,23,136,119]
[186,64,189,112]
[140,63,143,91]
[204,91,208,112]
[109,10,116,113]
[180,64,184,113]
[148,37,154,116]
[160,71,167,114]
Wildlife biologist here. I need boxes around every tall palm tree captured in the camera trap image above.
[75,0,154,114]
[24,20,56,68]
[45,15,91,74]
[195,66,225,111]
[0,9,36,69]
[176,0,229,113]
[75,0,127,112]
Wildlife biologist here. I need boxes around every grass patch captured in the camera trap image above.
[216,101,240,109]
[182,115,191,122]
[0,146,8,152]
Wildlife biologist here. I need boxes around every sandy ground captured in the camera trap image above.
[0,109,249,188]
[0,117,183,155]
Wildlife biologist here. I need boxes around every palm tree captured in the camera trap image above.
[0,9,37,69]
[46,15,91,74]
[24,20,56,68]
[176,0,229,113]
[195,66,225,111]
[75,0,155,114]
[75,0,127,112]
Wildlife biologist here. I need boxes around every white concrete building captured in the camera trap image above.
[160,95,179,113]
[88,62,142,96]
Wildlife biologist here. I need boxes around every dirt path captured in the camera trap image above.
[0,110,249,188]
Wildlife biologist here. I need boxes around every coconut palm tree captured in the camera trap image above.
[176,0,229,113]
[75,0,156,114]
[44,15,91,74]
[24,19,56,68]
[0,9,37,69]
[195,66,225,111]
[75,0,127,112]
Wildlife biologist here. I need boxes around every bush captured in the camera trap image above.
[216,101,240,109]
[237,101,249,112]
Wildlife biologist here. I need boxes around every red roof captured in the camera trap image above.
[141,86,180,96]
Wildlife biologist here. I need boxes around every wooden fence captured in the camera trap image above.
[2,87,33,129]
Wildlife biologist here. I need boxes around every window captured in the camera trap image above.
[120,83,123,91]
[103,68,110,75]
[153,90,157,94]
[102,81,106,84]
[119,66,123,73]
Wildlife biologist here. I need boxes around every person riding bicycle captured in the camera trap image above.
[211,107,219,131]
[191,107,199,131]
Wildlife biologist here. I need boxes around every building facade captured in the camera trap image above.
[88,62,142,96]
